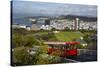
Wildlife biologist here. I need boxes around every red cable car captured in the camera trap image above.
[47,42,80,57]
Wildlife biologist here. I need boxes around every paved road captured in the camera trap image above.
[60,53,97,63]
[60,57,79,63]
[75,49,97,62]
[68,54,97,62]
[60,49,97,63]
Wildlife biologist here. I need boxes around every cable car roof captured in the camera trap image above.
[44,42,80,45]
[65,42,80,45]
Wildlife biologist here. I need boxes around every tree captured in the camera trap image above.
[12,33,51,65]
[12,43,49,65]
[12,47,30,65]
[12,34,41,48]
[23,35,41,47]
[12,34,25,47]
[12,28,28,35]
[12,28,62,65]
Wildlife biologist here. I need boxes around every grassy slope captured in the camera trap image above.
[54,31,83,42]
[30,31,84,42]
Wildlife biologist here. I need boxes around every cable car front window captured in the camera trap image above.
[48,44,53,48]
[63,44,70,50]
[69,45,76,50]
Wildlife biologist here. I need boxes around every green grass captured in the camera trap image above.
[33,31,49,35]
[54,31,84,42]
[82,32,93,35]
[30,31,84,42]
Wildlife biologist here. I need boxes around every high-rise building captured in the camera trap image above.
[74,18,79,30]
[45,19,50,25]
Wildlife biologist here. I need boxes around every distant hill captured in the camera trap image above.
[64,15,97,22]
[24,14,97,22]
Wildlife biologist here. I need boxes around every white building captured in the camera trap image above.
[12,24,26,29]
[40,25,52,30]
[19,25,26,29]
[26,26,31,30]
[79,21,97,30]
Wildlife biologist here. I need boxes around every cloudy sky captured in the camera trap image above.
[12,1,97,17]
